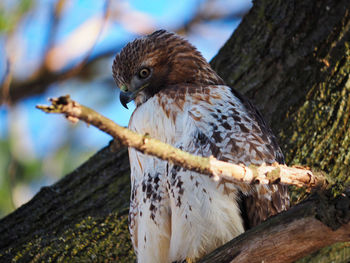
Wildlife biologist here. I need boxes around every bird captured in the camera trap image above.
[112,30,289,263]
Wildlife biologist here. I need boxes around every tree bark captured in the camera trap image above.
[0,146,136,262]
[1,0,350,262]
[198,192,350,263]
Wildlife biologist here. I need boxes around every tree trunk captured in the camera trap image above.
[1,0,350,262]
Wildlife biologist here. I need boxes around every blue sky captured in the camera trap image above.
[0,0,252,213]
[0,0,251,174]
[1,0,250,156]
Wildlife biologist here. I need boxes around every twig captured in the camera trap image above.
[43,0,67,59]
[36,95,328,190]
[1,58,12,105]
[55,0,111,79]
[1,0,111,105]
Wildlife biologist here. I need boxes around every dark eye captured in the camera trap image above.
[138,68,150,79]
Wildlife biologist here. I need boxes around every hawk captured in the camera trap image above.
[112,30,289,263]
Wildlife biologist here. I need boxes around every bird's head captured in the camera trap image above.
[112,29,224,108]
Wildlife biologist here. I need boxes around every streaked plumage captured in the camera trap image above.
[112,30,289,263]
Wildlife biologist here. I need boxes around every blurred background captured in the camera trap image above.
[0,0,251,217]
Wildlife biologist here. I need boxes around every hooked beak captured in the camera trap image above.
[119,91,136,109]
[118,83,149,109]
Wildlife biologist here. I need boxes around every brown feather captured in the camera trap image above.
[113,30,290,262]
[113,30,224,106]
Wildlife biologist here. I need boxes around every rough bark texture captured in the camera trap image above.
[0,146,136,262]
[1,0,350,262]
[198,192,350,263]
[211,0,350,191]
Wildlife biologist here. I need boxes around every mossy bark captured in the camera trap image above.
[0,146,136,262]
[1,0,349,262]
[210,0,350,261]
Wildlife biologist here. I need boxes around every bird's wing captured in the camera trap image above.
[160,84,289,229]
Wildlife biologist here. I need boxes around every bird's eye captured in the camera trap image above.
[138,68,150,79]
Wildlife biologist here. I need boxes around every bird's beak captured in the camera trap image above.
[119,91,136,109]
[119,83,149,109]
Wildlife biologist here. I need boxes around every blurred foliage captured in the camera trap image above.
[0,0,34,33]
[0,136,96,217]
[0,0,248,218]
[0,140,13,215]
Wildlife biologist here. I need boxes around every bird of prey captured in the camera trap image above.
[112,30,289,263]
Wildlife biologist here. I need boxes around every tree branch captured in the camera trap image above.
[199,191,350,263]
[36,95,328,190]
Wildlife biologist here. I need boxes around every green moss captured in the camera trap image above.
[6,213,135,263]
[0,147,135,262]
[277,19,350,263]
[266,167,281,182]
[297,242,350,263]
[280,45,350,194]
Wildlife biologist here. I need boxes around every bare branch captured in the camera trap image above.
[1,57,12,104]
[36,95,329,190]
[3,46,121,104]
[45,0,111,78]
[1,0,246,104]
[176,0,250,35]
[0,0,111,105]
[199,191,350,263]
[42,0,67,59]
